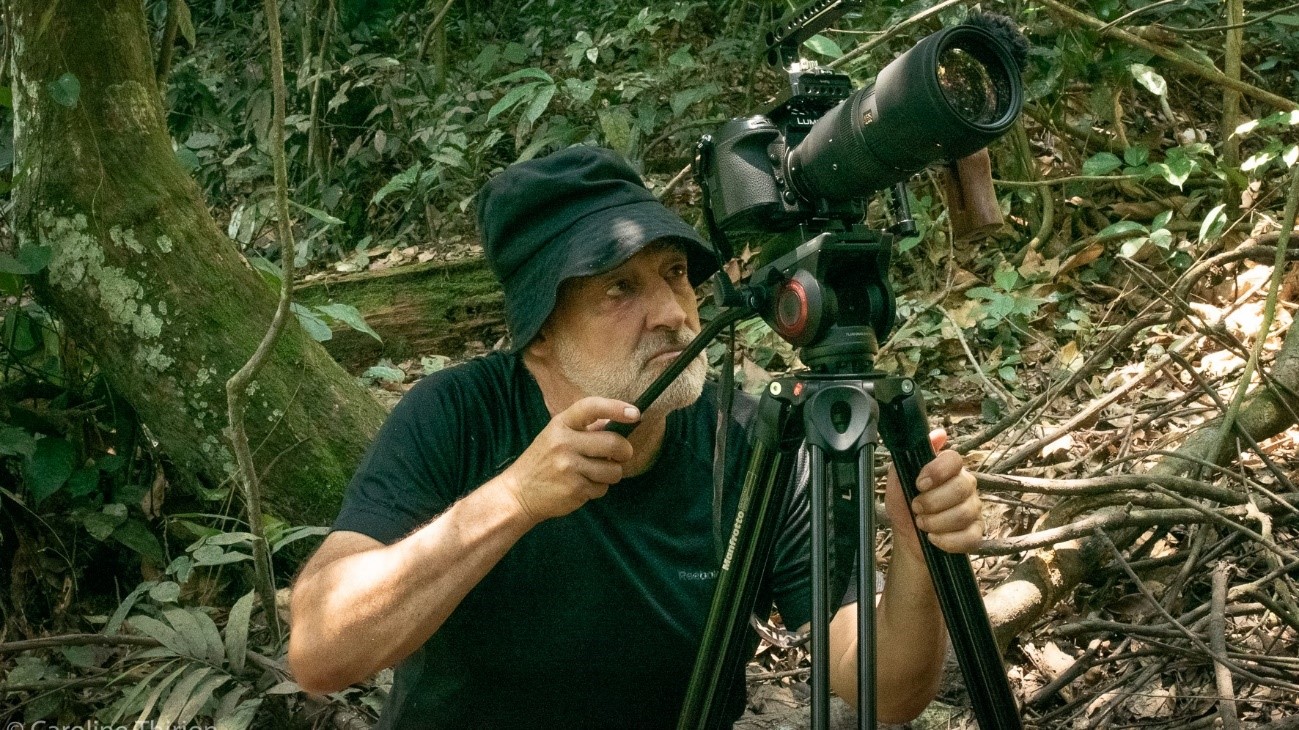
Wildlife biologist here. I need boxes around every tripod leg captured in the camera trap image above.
[678,394,801,730]
[877,379,1023,729]
[808,445,831,730]
[856,444,875,730]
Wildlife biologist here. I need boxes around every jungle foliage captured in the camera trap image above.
[2,0,1299,726]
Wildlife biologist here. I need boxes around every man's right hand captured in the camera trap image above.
[500,397,639,523]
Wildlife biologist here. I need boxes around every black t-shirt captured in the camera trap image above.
[332,351,820,728]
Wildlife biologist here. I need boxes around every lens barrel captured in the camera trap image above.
[786,24,1022,202]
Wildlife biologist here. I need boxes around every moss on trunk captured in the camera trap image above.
[9,0,388,526]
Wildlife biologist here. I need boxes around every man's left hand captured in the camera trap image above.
[884,429,983,560]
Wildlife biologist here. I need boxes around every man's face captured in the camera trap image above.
[539,240,706,415]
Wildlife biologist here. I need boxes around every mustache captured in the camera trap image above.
[634,329,699,365]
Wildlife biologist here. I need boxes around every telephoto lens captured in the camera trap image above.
[786,19,1024,202]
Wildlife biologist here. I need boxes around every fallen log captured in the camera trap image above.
[294,257,507,371]
[983,308,1299,650]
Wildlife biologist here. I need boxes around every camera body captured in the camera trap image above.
[696,67,861,233]
[696,19,1024,238]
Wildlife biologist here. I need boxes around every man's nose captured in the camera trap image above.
[645,278,688,331]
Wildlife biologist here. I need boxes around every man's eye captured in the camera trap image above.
[606,280,633,297]
[667,263,688,279]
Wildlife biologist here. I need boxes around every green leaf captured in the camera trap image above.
[0,244,53,275]
[105,582,155,636]
[128,615,188,656]
[803,34,844,59]
[133,663,189,726]
[0,425,37,458]
[177,674,229,727]
[83,506,127,541]
[670,84,718,118]
[149,582,182,604]
[162,607,209,661]
[23,437,76,504]
[113,519,167,566]
[668,46,695,68]
[1119,236,1150,258]
[371,163,422,205]
[1123,146,1150,167]
[245,257,282,288]
[215,698,262,730]
[1199,203,1228,242]
[174,0,197,47]
[48,72,81,108]
[1149,228,1173,249]
[155,666,214,730]
[492,67,554,85]
[1081,152,1123,176]
[992,269,1019,291]
[191,544,251,566]
[1129,63,1167,96]
[60,645,99,669]
[362,364,406,384]
[66,467,100,498]
[488,82,542,121]
[190,608,226,665]
[271,525,329,553]
[291,302,333,342]
[523,83,556,126]
[1151,210,1173,231]
[1096,220,1147,238]
[224,591,255,674]
[0,86,11,108]
[564,77,597,104]
[290,200,344,226]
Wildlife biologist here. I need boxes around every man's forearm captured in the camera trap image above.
[874,549,948,717]
[829,549,948,723]
[289,477,535,693]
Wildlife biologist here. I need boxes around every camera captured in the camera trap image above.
[695,9,1026,236]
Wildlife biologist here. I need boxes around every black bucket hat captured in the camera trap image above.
[477,146,719,352]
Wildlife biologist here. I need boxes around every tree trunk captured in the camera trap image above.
[7,0,388,527]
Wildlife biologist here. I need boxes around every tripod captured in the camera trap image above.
[612,227,1022,729]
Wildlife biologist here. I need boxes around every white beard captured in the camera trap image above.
[550,328,707,415]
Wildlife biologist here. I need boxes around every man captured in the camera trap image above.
[288,146,985,728]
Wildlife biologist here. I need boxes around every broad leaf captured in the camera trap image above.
[803,34,844,59]
[113,519,167,566]
[224,591,255,674]
[291,302,333,342]
[23,437,76,504]
[1199,203,1227,242]
[316,303,382,342]
[155,666,214,730]
[1129,63,1167,96]
[1081,152,1123,176]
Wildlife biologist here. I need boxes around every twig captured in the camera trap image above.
[977,498,1299,555]
[658,164,693,201]
[831,0,964,70]
[1211,563,1242,730]
[1093,529,1279,690]
[1097,0,1183,31]
[975,472,1240,504]
[1206,166,1299,478]
[226,0,297,650]
[936,305,1017,405]
[1037,0,1299,112]
[155,0,180,88]
[956,312,1165,456]
[416,0,457,62]
[1166,1,1299,34]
